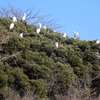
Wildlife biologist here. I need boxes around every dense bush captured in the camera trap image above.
[0,17,100,100]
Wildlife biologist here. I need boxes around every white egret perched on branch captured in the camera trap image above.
[43,26,47,30]
[39,23,42,28]
[9,23,14,32]
[19,33,23,38]
[62,33,66,38]
[22,13,26,22]
[12,17,17,22]
[96,39,100,44]
[55,42,58,48]
[54,31,56,32]
[36,28,41,34]
[73,31,79,39]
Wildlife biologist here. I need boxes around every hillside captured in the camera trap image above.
[0,17,100,100]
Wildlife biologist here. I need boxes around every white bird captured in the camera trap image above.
[12,17,17,22]
[22,13,26,22]
[39,23,42,28]
[96,39,100,44]
[55,42,58,48]
[63,33,66,38]
[73,31,79,38]
[36,28,41,34]
[54,31,56,32]
[19,33,23,38]
[9,23,14,32]
[43,26,47,29]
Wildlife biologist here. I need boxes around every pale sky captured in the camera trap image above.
[1,0,100,40]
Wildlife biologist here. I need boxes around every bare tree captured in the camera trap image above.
[0,3,62,30]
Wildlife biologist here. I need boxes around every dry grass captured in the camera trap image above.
[0,87,38,100]
[1,87,100,100]
[53,87,100,100]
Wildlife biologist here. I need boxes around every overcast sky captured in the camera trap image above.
[1,0,100,40]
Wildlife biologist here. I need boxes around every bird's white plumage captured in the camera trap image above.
[9,23,14,30]
[96,39,100,44]
[73,31,79,37]
[12,17,17,22]
[19,33,23,38]
[55,42,58,48]
[39,23,42,28]
[63,33,66,38]
[43,26,47,29]
[22,13,26,21]
[36,28,41,34]
[9,23,14,32]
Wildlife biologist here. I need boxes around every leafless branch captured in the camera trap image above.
[0,7,10,18]
[0,3,62,31]
[8,4,23,19]
[0,51,22,61]
[92,74,100,80]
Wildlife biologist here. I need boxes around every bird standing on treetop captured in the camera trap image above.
[12,17,17,22]
[36,28,41,34]
[73,31,79,39]
[63,33,66,38]
[43,26,47,30]
[96,39,100,44]
[39,23,42,28]
[55,42,58,48]
[9,23,14,32]
[19,33,23,38]
[22,13,26,22]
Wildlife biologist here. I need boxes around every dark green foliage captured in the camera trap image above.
[78,41,90,52]
[83,50,98,64]
[8,67,30,94]
[64,38,78,45]
[50,63,78,94]
[2,35,23,54]
[30,79,48,97]
[0,70,8,88]
[0,18,100,99]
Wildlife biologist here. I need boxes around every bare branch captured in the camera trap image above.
[26,9,42,24]
[0,3,62,31]
[0,7,10,18]
[0,51,22,61]
[92,74,100,80]
[8,4,23,19]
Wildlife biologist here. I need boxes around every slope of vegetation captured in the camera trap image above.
[0,8,100,100]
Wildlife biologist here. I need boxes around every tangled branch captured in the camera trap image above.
[0,3,62,30]
[0,51,22,61]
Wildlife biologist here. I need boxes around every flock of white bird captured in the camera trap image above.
[9,13,89,48]
[9,13,27,39]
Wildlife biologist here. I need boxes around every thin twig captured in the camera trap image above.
[0,51,22,61]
